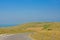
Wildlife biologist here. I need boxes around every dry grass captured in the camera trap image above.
[0,22,60,40]
[29,31,60,40]
[26,27,43,32]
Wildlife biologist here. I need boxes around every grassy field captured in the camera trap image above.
[0,22,60,40]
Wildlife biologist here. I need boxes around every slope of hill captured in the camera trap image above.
[0,22,60,40]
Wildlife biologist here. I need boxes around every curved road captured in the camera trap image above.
[0,33,32,40]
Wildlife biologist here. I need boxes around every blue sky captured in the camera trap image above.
[0,0,60,25]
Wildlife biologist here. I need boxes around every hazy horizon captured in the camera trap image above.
[0,0,60,25]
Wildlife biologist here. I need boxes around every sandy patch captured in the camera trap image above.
[26,27,43,32]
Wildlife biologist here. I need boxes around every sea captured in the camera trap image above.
[0,24,17,28]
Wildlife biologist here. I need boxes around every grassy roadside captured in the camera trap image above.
[0,22,60,40]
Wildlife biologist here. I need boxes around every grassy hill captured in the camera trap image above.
[0,22,60,40]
